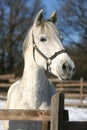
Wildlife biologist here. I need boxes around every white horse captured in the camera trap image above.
[4,10,75,130]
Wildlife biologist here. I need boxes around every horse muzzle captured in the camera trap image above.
[58,61,76,80]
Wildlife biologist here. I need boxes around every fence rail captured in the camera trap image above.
[0,93,87,130]
[50,77,87,107]
[0,109,50,121]
[0,74,87,107]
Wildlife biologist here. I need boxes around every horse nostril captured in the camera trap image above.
[62,62,68,72]
[62,62,73,72]
[62,62,76,74]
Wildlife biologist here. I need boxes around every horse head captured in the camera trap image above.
[29,10,75,80]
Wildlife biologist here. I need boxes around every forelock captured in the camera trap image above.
[41,21,58,35]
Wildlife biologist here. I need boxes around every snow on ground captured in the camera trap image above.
[0,99,87,130]
[0,100,5,130]
[65,98,87,121]
[66,106,87,121]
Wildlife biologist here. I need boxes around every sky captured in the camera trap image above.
[41,0,80,45]
[42,0,60,16]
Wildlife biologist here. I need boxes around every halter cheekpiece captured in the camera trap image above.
[32,32,66,76]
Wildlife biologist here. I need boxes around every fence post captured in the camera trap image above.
[42,121,50,130]
[80,77,83,107]
[50,93,65,130]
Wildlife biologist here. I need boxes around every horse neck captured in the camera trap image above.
[23,29,48,85]
[23,64,50,108]
[22,39,50,108]
[23,54,49,92]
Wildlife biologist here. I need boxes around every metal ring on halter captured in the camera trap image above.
[47,58,52,65]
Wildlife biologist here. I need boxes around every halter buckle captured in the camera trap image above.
[46,58,51,74]
[47,58,52,65]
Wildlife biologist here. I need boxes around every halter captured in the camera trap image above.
[32,33,66,76]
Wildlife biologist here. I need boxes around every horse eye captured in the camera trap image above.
[40,37,47,42]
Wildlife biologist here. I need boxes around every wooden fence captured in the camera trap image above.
[0,74,87,107]
[0,74,17,96]
[50,77,87,107]
[0,93,87,130]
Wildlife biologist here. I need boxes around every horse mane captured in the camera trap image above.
[23,30,30,55]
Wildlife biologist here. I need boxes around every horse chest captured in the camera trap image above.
[21,78,51,109]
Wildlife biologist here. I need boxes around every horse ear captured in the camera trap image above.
[49,11,57,24]
[34,9,44,26]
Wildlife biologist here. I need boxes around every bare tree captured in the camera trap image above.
[0,0,41,74]
[53,0,87,53]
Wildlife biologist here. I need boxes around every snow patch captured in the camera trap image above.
[0,100,5,130]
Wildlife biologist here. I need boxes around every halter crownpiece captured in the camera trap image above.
[32,32,66,76]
